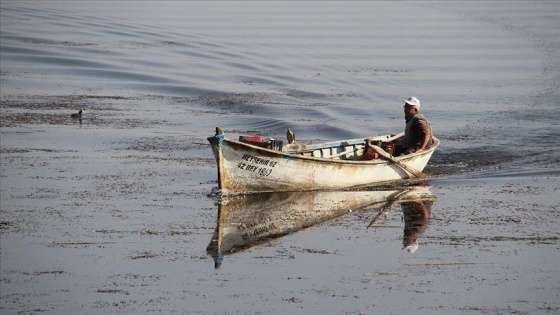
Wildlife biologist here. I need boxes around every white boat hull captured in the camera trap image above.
[208,131,439,195]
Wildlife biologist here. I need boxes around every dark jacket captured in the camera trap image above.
[403,113,433,150]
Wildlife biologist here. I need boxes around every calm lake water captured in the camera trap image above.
[2,1,559,168]
[1,1,559,314]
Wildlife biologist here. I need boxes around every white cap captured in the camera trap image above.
[404,241,419,253]
[404,96,421,109]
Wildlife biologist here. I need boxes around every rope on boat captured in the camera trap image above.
[215,133,226,143]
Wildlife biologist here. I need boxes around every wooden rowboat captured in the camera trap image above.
[207,127,439,195]
[206,186,436,268]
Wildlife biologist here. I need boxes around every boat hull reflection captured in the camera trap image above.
[207,186,435,268]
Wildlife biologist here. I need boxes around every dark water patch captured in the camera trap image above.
[1,34,79,46]
[234,75,291,89]
[63,68,183,85]
[0,95,126,110]
[0,95,179,130]
[224,61,265,73]
[436,134,481,142]
[118,136,208,153]
[0,112,84,128]
[429,235,558,245]
[0,148,74,154]
[189,92,268,110]
[3,54,113,69]
[0,45,62,56]
[428,146,520,177]
[283,89,335,101]
[241,118,292,133]
[124,84,218,98]
[468,167,560,180]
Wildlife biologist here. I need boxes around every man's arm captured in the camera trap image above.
[417,120,432,151]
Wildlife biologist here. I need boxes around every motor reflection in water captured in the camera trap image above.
[207,185,437,268]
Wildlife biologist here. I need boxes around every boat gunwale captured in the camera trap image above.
[217,135,440,165]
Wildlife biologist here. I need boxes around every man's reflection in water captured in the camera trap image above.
[402,199,432,253]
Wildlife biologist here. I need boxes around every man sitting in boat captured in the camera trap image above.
[396,96,433,156]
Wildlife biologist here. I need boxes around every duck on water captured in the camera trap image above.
[71,110,83,118]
